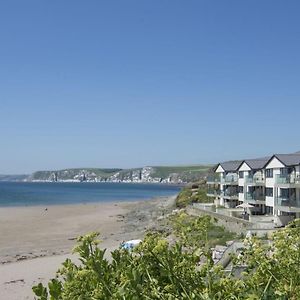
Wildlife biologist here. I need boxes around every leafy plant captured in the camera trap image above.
[33,218,300,299]
[176,182,211,208]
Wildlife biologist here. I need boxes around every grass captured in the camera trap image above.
[176,181,212,208]
[31,168,122,180]
[31,165,213,182]
[150,165,212,179]
[169,212,236,248]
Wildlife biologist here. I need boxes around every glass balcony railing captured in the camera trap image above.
[221,190,238,198]
[245,192,265,201]
[221,175,238,184]
[276,196,300,208]
[276,175,293,184]
[275,174,300,185]
[245,192,254,200]
[206,176,220,183]
[245,175,265,185]
[206,190,218,195]
[206,189,221,197]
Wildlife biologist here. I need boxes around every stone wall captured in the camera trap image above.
[189,205,278,237]
[188,206,252,235]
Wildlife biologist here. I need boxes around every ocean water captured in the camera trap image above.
[0,182,181,207]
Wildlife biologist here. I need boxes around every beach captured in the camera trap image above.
[0,195,176,300]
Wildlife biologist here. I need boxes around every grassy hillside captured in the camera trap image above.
[175,181,211,207]
[30,168,122,181]
[29,165,213,183]
[150,165,211,178]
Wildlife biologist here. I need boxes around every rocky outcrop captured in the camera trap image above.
[21,165,210,184]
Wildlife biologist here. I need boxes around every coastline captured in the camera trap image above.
[0,195,177,300]
[0,181,181,207]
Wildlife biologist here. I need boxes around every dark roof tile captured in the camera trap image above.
[273,154,300,167]
[219,160,243,172]
[243,157,271,170]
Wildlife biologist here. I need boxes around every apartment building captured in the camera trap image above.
[207,160,242,208]
[207,153,300,219]
[265,154,300,218]
[237,158,269,215]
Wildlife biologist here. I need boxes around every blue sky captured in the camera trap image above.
[1,1,300,174]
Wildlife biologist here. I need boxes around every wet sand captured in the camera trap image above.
[0,195,176,300]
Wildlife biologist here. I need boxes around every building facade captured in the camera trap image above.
[207,153,300,219]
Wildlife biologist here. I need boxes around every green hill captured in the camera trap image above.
[28,165,212,183]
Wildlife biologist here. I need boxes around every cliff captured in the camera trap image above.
[27,165,212,184]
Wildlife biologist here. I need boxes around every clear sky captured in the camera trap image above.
[1,1,300,174]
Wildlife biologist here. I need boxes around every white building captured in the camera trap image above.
[207,160,242,208]
[237,158,269,215]
[264,154,300,219]
[207,153,300,220]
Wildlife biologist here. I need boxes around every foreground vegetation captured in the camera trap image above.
[33,216,300,299]
[176,181,211,208]
[168,213,235,248]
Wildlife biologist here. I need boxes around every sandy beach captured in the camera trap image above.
[0,196,176,300]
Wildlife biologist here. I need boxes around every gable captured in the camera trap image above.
[215,164,225,173]
[265,156,285,169]
[238,162,251,171]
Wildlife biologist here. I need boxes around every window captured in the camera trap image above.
[280,188,289,198]
[238,186,244,193]
[265,206,273,215]
[239,171,244,178]
[265,187,273,197]
[280,167,293,176]
[265,169,273,178]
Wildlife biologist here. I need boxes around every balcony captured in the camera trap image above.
[245,175,265,186]
[221,175,238,185]
[221,190,238,200]
[206,189,220,197]
[245,192,265,204]
[275,174,300,186]
[206,176,220,184]
[276,196,300,211]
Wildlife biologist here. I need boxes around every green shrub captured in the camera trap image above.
[176,182,212,208]
[33,217,300,299]
[175,187,193,208]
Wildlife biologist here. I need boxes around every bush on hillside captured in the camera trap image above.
[175,187,193,208]
[33,219,300,299]
[175,182,211,208]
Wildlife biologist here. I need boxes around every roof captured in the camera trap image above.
[217,160,243,172]
[266,154,300,167]
[243,157,271,170]
[214,152,300,173]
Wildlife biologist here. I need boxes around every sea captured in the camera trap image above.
[0,182,181,207]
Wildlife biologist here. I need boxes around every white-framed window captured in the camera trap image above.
[265,187,273,197]
[265,169,273,178]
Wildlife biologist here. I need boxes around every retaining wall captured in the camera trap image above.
[188,206,252,234]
